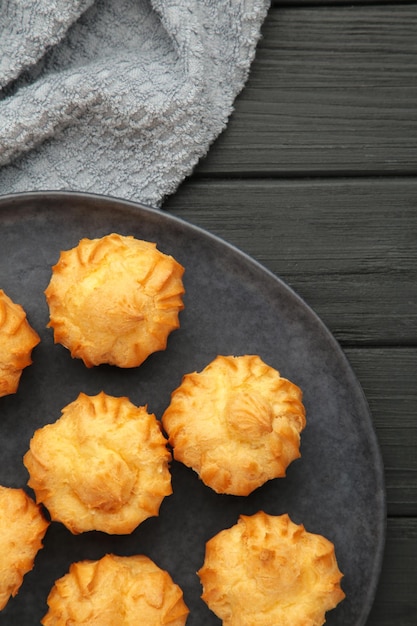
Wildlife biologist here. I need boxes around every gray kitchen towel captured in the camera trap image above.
[0,0,270,207]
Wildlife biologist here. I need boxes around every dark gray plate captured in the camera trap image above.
[0,191,385,625]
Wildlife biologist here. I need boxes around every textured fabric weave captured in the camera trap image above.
[0,0,270,207]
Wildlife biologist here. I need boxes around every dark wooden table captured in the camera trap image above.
[163,1,417,624]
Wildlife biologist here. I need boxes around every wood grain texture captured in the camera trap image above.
[274,1,417,6]
[367,518,417,626]
[163,177,417,346]
[197,4,417,175]
[345,348,417,517]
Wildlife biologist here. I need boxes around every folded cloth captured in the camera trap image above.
[0,0,270,207]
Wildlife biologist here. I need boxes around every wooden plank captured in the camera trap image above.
[197,4,417,175]
[274,1,417,6]
[163,177,417,346]
[345,348,417,517]
[368,517,417,626]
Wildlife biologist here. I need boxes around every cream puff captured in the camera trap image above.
[162,355,306,495]
[24,392,172,534]
[44,233,185,367]
[198,511,345,626]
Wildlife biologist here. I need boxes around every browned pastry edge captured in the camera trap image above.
[42,554,189,626]
[0,289,40,397]
[198,511,345,626]
[44,233,185,368]
[0,485,49,610]
[23,391,172,534]
[162,355,306,495]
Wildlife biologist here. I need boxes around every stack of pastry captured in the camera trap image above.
[0,233,346,624]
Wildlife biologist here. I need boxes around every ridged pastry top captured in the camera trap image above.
[0,289,40,397]
[198,511,345,626]
[23,392,172,534]
[42,554,189,626]
[162,355,306,495]
[44,233,185,367]
[0,485,49,610]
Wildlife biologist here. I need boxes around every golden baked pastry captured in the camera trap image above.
[162,355,306,495]
[23,391,172,534]
[0,289,40,397]
[44,233,185,368]
[0,485,49,610]
[198,511,345,626]
[42,553,189,626]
